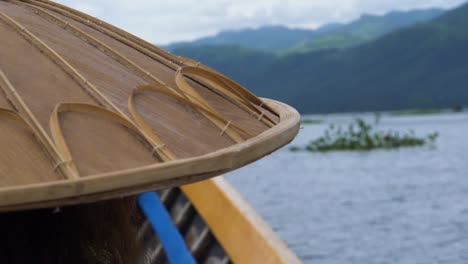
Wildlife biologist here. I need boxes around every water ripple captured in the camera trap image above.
[228,113,468,263]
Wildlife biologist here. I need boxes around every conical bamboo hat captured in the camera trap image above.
[0,0,299,211]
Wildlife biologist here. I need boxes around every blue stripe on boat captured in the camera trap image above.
[137,192,196,264]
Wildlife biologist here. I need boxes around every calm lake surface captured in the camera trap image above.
[227,112,468,264]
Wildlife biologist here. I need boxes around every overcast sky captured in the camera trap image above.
[54,0,466,45]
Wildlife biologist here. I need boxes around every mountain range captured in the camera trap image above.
[166,9,444,54]
[166,5,468,113]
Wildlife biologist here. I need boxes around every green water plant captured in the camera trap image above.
[292,118,438,152]
[391,108,444,116]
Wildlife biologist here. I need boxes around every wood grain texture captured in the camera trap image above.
[182,177,302,264]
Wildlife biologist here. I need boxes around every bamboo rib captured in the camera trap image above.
[0,108,68,180]
[205,69,280,119]
[179,56,280,119]
[2,5,233,163]
[2,4,241,163]
[1,2,272,153]
[175,70,245,143]
[5,1,268,162]
[0,70,77,179]
[15,1,247,143]
[178,66,277,127]
[19,0,278,122]
[0,12,109,110]
[0,1,301,211]
[0,11,174,161]
[15,1,177,93]
[0,99,300,211]
[128,85,251,139]
[49,103,162,172]
[22,0,183,69]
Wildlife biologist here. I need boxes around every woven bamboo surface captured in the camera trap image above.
[0,0,300,211]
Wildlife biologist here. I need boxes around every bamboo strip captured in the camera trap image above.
[49,103,161,166]
[0,108,69,181]
[0,69,77,179]
[0,11,172,161]
[16,1,178,94]
[0,99,299,211]
[3,4,239,165]
[23,0,183,68]
[174,69,245,143]
[16,1,247,143]
[128,85,251,140]
[0,11,110,110]
[0,2,301,212]
[178,66,277,127]
[20,0,278,122]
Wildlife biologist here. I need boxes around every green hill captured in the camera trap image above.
[168,9,443,54]
[286,33,364,54]
[255,3,468,113]
[286,9,444,54]
[173,45,275,80]
[166,26,315,52]
[171,4,468,113]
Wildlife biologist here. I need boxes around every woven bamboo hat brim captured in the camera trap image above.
[0,0,299,211]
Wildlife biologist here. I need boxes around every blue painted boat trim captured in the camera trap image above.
[137,192,196,264]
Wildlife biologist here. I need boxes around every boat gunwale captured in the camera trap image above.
[0,99,300,211]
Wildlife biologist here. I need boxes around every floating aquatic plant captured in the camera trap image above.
[391,108,444,116]
[292,118,438,152]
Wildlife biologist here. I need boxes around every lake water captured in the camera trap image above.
[227,112,468,264]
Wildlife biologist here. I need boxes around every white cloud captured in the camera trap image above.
[53,0,467,44]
